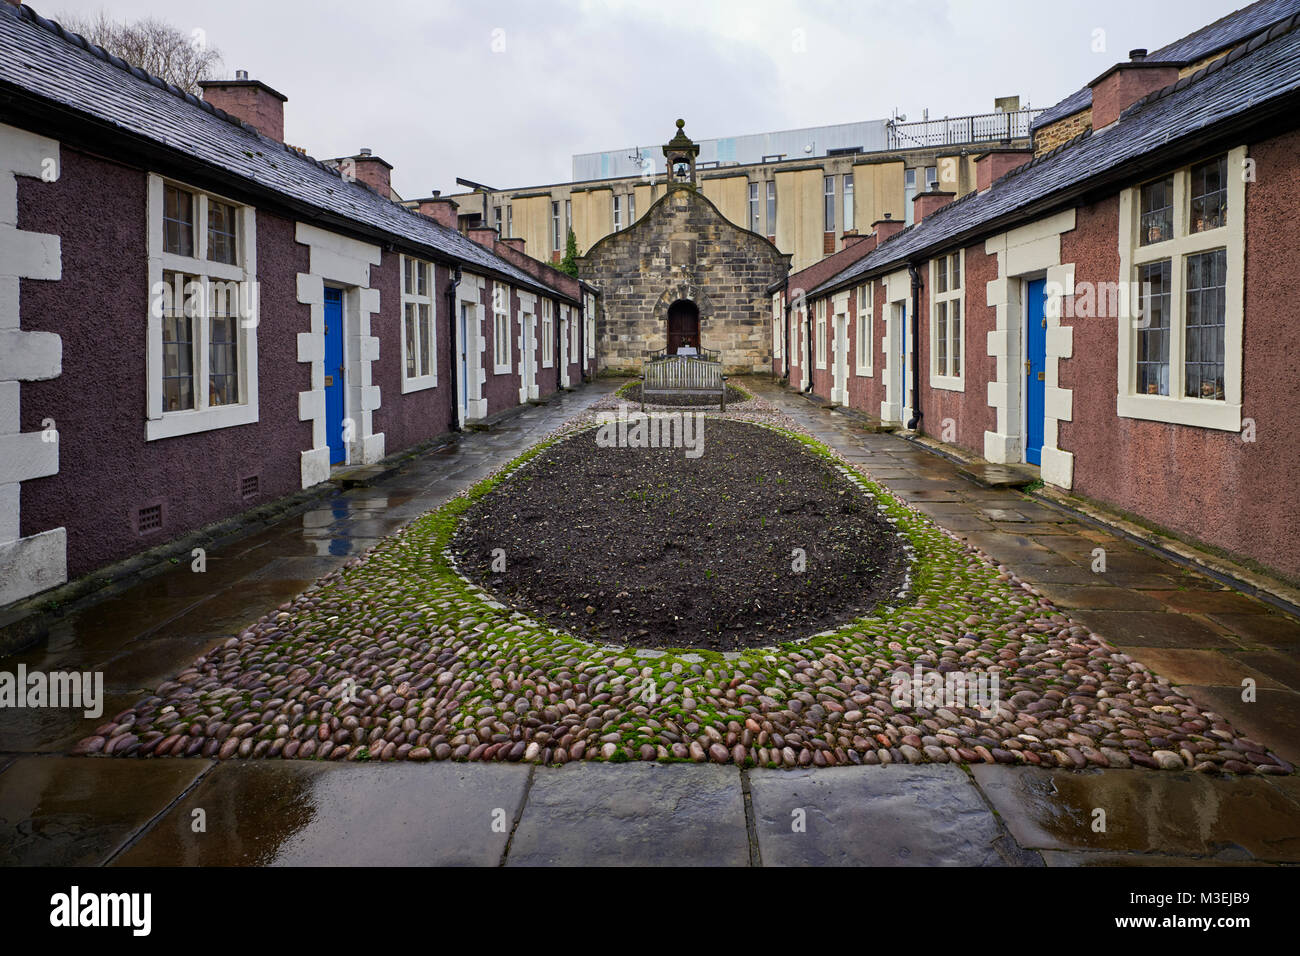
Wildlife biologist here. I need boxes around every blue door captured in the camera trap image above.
[1025,278,1048,466]
[323,287,346,465]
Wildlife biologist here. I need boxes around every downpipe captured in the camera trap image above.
[907,263,922,431]
[446,263,462,432]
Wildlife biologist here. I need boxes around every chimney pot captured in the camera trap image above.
[360,147,372,157]
[1129,48,1148,61]
[235,69,249,80]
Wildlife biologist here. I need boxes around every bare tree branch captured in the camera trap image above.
[56,9,224,95]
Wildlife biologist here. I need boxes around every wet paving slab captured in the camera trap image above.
[506,763,749,867]
[970,765,1300,863]
[113,761,528,867]
[0,756,209,866]
[748,765,1040,867]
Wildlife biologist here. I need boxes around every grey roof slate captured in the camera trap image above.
[809,14,1300,298]
[1031,0,1300,131]
[0,5,574,301]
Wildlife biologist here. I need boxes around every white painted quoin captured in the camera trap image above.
[0,123,65,604]
[295,222,384,488]
[983,209,1076,486]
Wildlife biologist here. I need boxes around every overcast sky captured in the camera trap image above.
[57,0,1246,197]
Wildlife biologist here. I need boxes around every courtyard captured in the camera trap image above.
[3,378,1298,867]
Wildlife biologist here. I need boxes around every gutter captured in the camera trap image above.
[907,264,922,430]
[782,278,791,381]
[445,264,462,432]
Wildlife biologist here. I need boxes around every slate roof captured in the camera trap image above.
[0,4,576,302]
[808,11,1300,299]
[1031,0,1300,131]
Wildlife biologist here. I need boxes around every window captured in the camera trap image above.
[904,168,917,225]
[565,199,572,238]
[400,255,436,392]
[925,165,938,190]
[1118,147,1244,430]
[506,204,513,238]
[766,181,777,238]
[147,175,258,441]
[855,283,873,375]
[749,183,761,232]
[628,191,636,224]
[494,205,503,233]
[541,299,554,368]
[843,174,854,232]
[815,299,827,369]
[493,282,512,373]
[823,176,835,232]
[552,201,561,252]
[930,250,964,388]
[613,194,623,231]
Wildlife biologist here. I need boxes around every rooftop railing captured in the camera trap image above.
[885,108,1045,151]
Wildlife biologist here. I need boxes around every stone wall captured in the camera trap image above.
[1033,109,1092,157]
[578,186,790,374]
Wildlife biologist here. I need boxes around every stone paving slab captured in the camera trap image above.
[0,756,209,866]
[506,763,749,867]
[970,765,1300,862]
[115,761,529,866]
[1177,685,1300,765]
[1113,646,1283,690]
[748,765,1039,867]
[1068,609,1236,649]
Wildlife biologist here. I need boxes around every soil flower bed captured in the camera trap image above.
[450,419,910,650]
[79,409,1293,775]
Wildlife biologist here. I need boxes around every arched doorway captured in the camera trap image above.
[666,299,700,354]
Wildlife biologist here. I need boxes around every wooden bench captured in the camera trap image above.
[641,351,727,411]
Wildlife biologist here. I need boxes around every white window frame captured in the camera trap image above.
[929,249,965,391]
[815,298,827,369]
[855,283,873,376]
[1116,145,1244,431]
[613,194,623,231]
[843,173,854,232]
[146,173,258,441]
[772,293,783,359]
[399,255,437,393]
[541,299,554,368]
[493,281,513,373]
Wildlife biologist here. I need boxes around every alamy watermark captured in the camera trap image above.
[889,664,1001,717]
[595,403,705,458]
[0,664,104,718]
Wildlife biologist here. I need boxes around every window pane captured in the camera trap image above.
[162,271,195,411]
[403,258,414,295]
[1189,155,1227,233]
[417,261,428,297]
[207,199,238,264]
[951,299,961,377]
[935,260,947,294]
[843,174,854,231]
[209,308,240,407]
[824,176,835,232]
[1136,260,1171,395]
[766,181,776,235]
[404,303,418,378]
[163,185,194,257]
[1184,248,1226,400]
[951,253,961,289]
[936,301,947,374]
[419,303,433,376]
[1139,176,1174,245]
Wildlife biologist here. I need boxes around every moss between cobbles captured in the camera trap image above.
[265,420,1027,749]
[90,408,1290,772]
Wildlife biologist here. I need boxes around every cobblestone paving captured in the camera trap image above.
[80,389,1293,775]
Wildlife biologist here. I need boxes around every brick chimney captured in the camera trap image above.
[199,72,287,142]
[416,193,459,229]
[1088,49,1180,130]
[467,225,499,250]
[841,232,877,252]
[340,148,392,198]
[975,148,1034,193]
[501,237,526,254]
[872,214,905,244]
[912,189,955,223]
